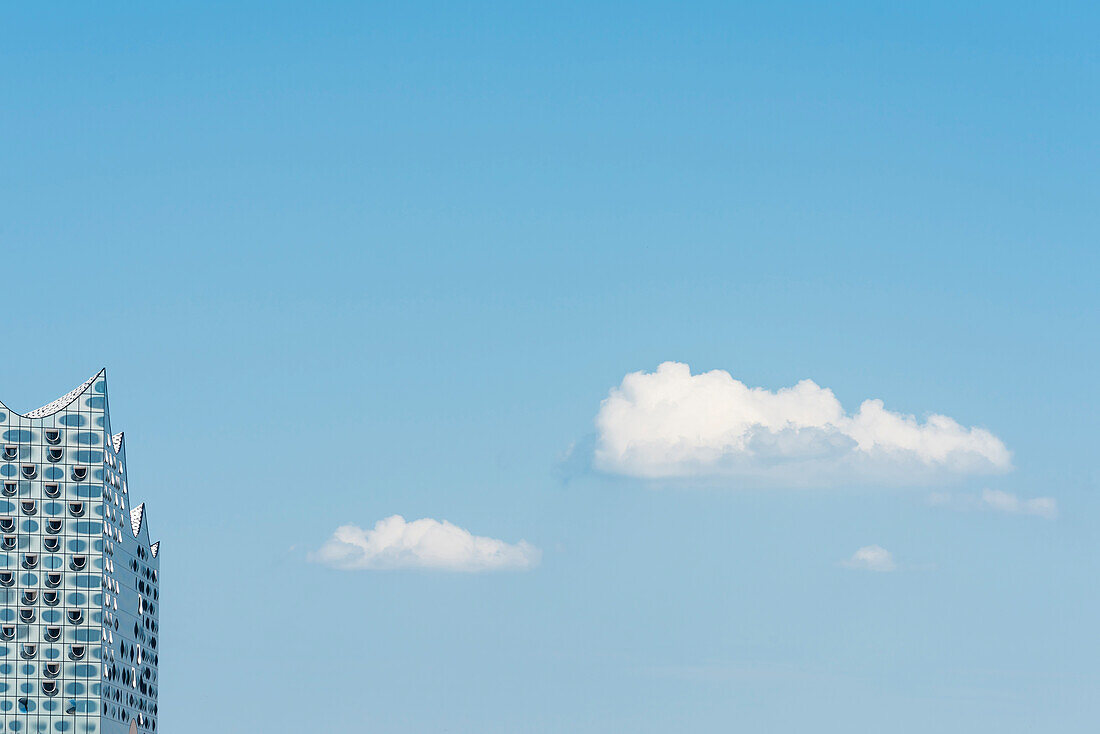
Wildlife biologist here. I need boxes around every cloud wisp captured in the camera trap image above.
[593,362,1011,486]
[311,515,540,572]
[930,489,1058,519]
[842,545,896,572]
[980,489,1057,518]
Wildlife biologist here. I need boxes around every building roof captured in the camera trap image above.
[8,370,104,419]
[130,503,145,538]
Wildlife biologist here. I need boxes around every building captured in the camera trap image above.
[0,371,160,734]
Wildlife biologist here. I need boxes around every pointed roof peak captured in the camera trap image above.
[130,503,145,538]
[16,369,106,420]
[112,432,125,453]
[150,541,160,558]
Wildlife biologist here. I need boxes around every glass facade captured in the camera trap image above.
[0,372,160,734]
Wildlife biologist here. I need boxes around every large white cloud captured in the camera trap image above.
[311,515,540,572]
[594,362,1011,484]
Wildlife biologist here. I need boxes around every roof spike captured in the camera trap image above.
[129,503,145,538]
[19,369,105,419]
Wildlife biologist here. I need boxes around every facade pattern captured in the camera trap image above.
[0,372,160,734]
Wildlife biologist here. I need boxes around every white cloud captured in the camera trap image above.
[311,515,540,572]
[928,489,1058,519]
[593,362,1011,485]
[926,491,954,506]
[980,489,1058,519]
[843,545,896,572]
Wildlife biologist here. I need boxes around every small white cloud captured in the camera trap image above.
[593,362,1011,485]
[928,489,1058,519]
[843,545,896,572]
[980,489,1058,519]
[926,491,953,506]
[310,515,540,572]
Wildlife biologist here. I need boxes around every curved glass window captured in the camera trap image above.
[43,537,59,552]
[2,482,15,497]
[2,446,16,461]
[20,500,35,516]
[44,430,61,445]
[44,627,60,642]
[0,571,12,587]
[46,519,62,534]
[20,465,36,479]
[20,644,36,659]
[69,555,86,571]
[0,517,14,533]
[21,590,37,605]
[67,609,84,625]
[68,502,84,517]
[1,536,14,551]
[46,573,62,588]
[70,466,87,482]
[43,483,60,498]
[22,553,37,569]
[19,609,35,623]
[68,644,85,660]
[42,591,59,606]
[0,626,13,641]
[41,680,58,696]
[47,448,63,463]
[44,662,60,678]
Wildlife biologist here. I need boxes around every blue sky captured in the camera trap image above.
[1,2,1098,731]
